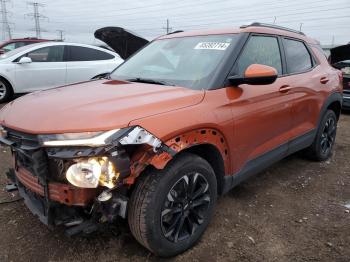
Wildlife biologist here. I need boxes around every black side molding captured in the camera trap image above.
[222,129,316,194]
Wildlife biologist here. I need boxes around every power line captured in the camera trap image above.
[101,13,350,32]
[25,2,47,38]
[48,0,290,14]
[54,0,332,22]
[0,0,12,40]
[57,0,347,29]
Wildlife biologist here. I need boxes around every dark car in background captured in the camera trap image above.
[0,38,53,55]
[330,44,350,109]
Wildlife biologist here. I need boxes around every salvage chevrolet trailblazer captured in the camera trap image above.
[0,23,343,256]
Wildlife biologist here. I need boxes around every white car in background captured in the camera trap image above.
[0,42,123,103]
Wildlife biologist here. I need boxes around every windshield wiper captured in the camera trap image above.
[126,78,175,86]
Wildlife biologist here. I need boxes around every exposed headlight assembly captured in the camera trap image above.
[66,157,119,188]
[43,126,166,189]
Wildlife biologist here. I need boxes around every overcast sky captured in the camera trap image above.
[3,0,350,46]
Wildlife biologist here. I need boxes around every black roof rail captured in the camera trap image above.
[240,22,305,36]
[167,30,184,35]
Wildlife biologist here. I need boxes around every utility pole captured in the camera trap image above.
[26,2,47,38]
[0,0,12,40]
[162,19,172,34]
[56,29,64,41]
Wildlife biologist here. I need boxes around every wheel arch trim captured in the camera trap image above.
[318,92,342,124]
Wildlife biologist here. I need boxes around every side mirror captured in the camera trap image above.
[17,57,32,64]
[228,64,278,86]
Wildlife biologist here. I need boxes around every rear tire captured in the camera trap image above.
[128,153,217,257]
[304,110,337,161]
[0,78,12,103]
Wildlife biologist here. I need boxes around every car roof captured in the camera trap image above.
[158,25,319,44]
[24,41,118,50]
[0,38,51,46]
[0,41,119,59]
[10,38,50,42]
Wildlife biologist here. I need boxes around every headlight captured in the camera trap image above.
[66,157,119,188]
[0,125,7,139]
[39,129,121,147]
[38,126,162,150]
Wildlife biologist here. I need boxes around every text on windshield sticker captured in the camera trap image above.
[194,42,230,50]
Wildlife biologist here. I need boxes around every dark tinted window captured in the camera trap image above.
[15,42,27,48]
[26,46,64,62]
[237,35,282,75]
[283,38,312,74]
[68,46,114,61]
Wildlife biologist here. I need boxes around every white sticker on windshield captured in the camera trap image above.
[194,42,230,50]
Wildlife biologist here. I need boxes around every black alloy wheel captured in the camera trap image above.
[320,117,336,155]
[304,110,338,161]
[128,153,217,257]
[161,172,210,243]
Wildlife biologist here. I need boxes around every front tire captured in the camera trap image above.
[305,110,337,161]
[0,78,12,103]
[128,153,217,257]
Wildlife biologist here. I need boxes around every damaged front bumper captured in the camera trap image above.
[0,125,174,235]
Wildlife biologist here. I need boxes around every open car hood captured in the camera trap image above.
[329,44,350,65]
[94,27,149,60]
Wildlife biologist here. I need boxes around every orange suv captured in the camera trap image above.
[0,23,343,256]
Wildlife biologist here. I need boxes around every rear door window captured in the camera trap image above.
[67,46,114,61]
[283,38,313,74]
[237,35,282,75]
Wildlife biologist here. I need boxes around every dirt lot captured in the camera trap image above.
[0,102,349,262]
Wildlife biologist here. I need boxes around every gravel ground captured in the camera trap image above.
[0,102,349,262]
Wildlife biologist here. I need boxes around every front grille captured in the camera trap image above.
[16,150,36,174]
[4,127,67,182]
[3,128,41,174]
[344,76,350,91]
[5,128,39,148]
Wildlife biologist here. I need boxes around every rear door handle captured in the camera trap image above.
[279,85,292,93]
[320,76,329,84]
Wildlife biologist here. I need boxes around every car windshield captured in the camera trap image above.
[110,34,239,90]
[0,44,37,60]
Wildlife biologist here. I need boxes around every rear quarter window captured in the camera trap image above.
[67,46,115,61]
[283,38,313,74]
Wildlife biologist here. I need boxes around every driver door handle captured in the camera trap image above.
[320,76,329,84]
[279,85,292,93]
